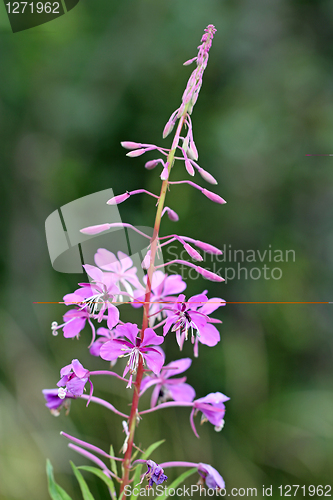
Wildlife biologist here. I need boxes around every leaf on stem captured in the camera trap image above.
[70,461,95,500]
[46,459,73,500]
[78,466,117,500]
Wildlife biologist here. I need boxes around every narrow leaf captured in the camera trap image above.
[78,466,117,500]
[141,439,165,460]
[70,462,95,500]
[46,459,73,500]
[157,468,197,500]
[109,445,118,477]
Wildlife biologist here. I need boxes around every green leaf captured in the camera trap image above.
[70,461,95,500]
[78,466,117,500]
[46,459,73,500]
[109,445,118,477]
[157,468,197,500]
[130,440,165,500]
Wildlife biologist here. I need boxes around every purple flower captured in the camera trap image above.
[94,249,143,300]
[144,460,168,488]
[63,264,120,330]
[57,359,93,402]
[163,293,225,356]
[51,308,91,339]
[140,358,195,407]
[42,389,74,416]
[133,271,186,326]
[197,463,225,490]
[89,327,121,359]
[100,323,165,388]
[190,392,229,437]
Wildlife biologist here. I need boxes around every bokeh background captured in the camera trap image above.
[1,0,333,498]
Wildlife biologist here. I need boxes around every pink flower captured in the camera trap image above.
[197,463,225,490]
[163,293,225,356]
[190,392,229,437]
[57,359,93,403]
[140,358,195,407]
[132,271,187,326]
[63,264,120,330]
[100,323,165,388]
[94,249,143,300]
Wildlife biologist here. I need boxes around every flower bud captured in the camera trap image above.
[126,148,146,158]
[107,192,130,205]
[166,207,179,222]
[145,159,160,170]
[194,240,222,255]
[185,158,195,176]
[198,168,218,185]
[121,141,142,149]
[195,266,224,282]
[202,189,226,204]
[184,243,203,261]
[80,223,111,235]
[160,164,170,180]
[183,57,197,66]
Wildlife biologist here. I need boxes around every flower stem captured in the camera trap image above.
[119,108,189,495]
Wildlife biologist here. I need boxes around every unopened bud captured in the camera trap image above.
[160,165,169,180]
[198,168,218,185]
[107,192,130,205]
[126,148,146,158]
[145,159,160,170]
[194,240,222,255]
[166,207,179,222]
[184,243,203,261]
[121,141,142,150]
[195,266,224,282]
[183,57,197,66]
[202,189,226,204]
[185,158,195,176]
[80,223,111,235]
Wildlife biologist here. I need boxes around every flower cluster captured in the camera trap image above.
[44,24,230,498]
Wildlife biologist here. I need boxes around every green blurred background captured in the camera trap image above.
[0,0,333,498]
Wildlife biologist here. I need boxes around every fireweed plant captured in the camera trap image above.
[44,25,230,499]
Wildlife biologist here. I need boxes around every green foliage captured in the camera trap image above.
[70,462,95,500]
[157,468,197,500]
[46,460,73,500]
[78,466,117,499]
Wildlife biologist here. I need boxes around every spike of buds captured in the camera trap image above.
[107,192,130,205]
[202,189,226,204]
[195,266,225,282]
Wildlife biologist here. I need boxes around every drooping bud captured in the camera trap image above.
[193,239,222,255]
[107,192,130,205]
[184,243,203,261]
[145,159,161,170]
[163,110,179,139]
[182,135,189,154]
[165,207,179,222]
[80,223,112,235]
[121,141,142,150]
[198,167,218,185]
[195,266,224,282]
[126,148,147,158]
[185,158,195,176]
[202,189,226,204]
